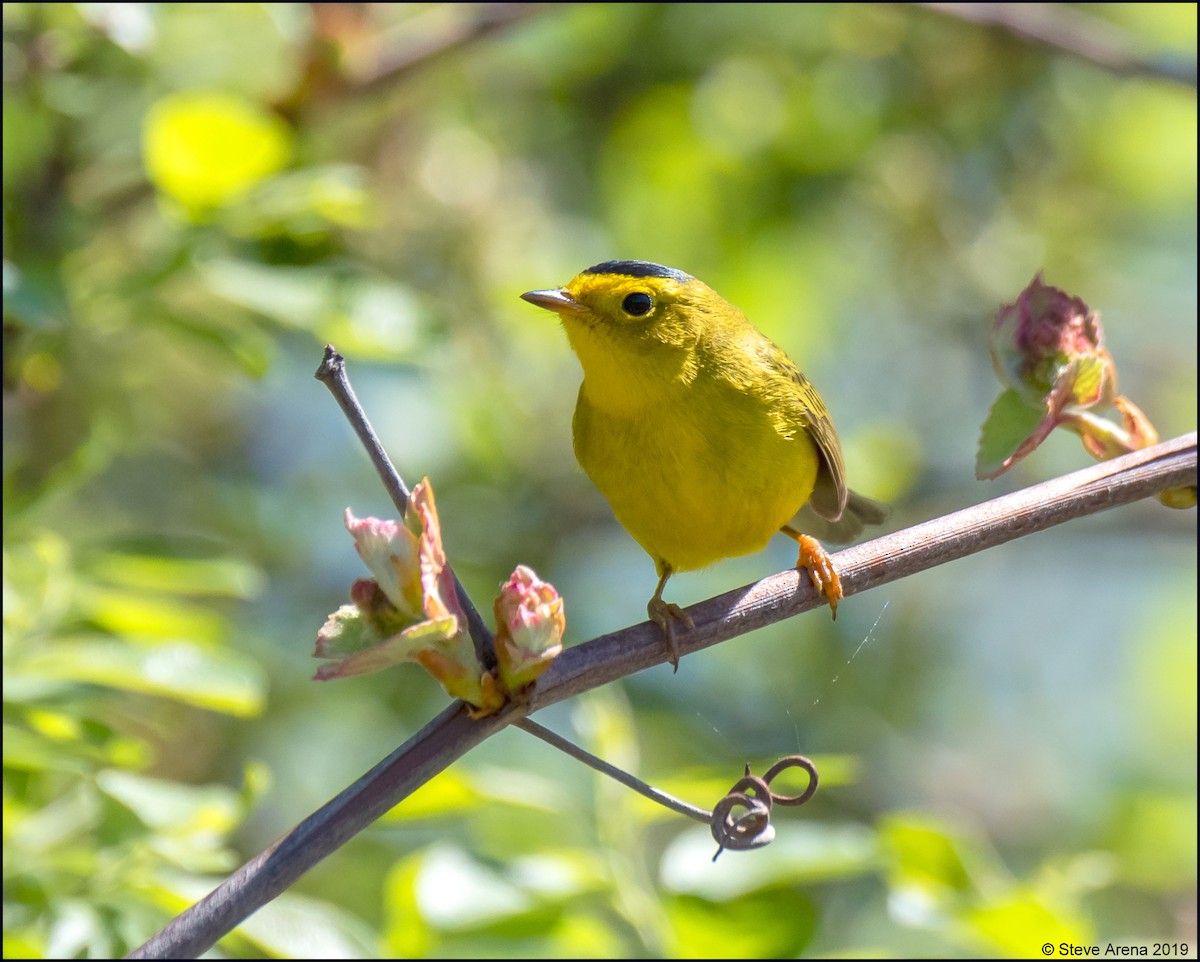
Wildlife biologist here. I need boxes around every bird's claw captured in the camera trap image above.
[794,534,842,619]
[648,597,694,672]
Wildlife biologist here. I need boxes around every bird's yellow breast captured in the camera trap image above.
[572,373,819,572]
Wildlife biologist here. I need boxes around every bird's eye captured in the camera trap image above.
[622,292,653,316]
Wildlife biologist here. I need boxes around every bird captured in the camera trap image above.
[522,260,886,668]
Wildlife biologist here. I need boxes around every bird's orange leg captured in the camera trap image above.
[780,526,842,619]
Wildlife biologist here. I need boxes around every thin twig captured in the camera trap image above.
[315,347,497,671]
[516,718,711,823]
[127,429,1196,959]
[917,2,1198,88]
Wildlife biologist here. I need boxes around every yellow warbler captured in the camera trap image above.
[523,260,885,666]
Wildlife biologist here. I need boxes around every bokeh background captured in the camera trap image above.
[4,3,1195,957]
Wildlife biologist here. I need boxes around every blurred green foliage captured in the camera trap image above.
[3,2,1195,957]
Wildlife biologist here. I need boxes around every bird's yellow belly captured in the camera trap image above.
[574,393,818,572]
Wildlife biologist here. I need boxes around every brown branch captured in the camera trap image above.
[127,701,510,960]
[347,3,549,96]
[127,428,1195,958]
[533,432,1198,695]
[279,4,553,126]
[917,2,1198,88]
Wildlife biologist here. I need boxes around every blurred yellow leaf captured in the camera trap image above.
[143,90,291,212]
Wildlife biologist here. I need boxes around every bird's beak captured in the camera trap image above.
[521,288,585,315]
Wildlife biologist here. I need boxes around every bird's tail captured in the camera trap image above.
[785,489,888,545]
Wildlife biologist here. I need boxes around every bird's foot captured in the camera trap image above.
[794,534,842,619]
[648,596,694,672]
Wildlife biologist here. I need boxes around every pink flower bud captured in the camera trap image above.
[343,511,423,619]
[314,479,503,707]
[990,273,1116,410]
[977,273,1190,503]
[493,565,565,693]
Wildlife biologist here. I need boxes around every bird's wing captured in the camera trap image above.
[762,349,848,522]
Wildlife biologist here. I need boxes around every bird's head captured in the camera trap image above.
[522,261,728,405]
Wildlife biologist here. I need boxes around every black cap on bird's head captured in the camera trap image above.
[582,260,693,283]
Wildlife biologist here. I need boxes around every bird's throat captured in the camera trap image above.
[566,322,691,417]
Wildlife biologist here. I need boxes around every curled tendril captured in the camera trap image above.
[761,754,819,807]
[516,721,819,862]
[711,755,818,861]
